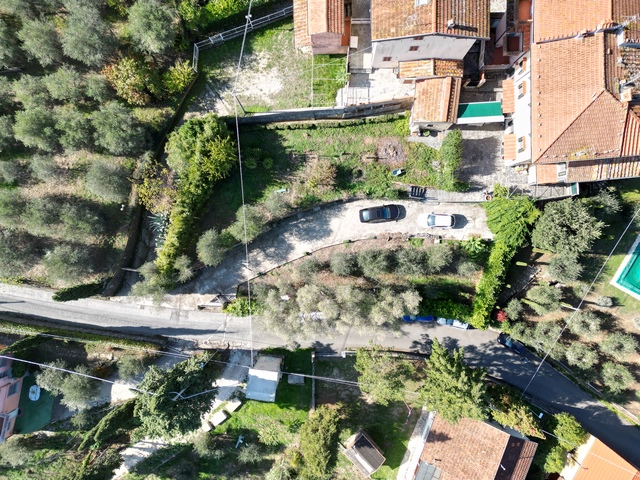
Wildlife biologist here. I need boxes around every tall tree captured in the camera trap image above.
[13,107,58,151]
[531,198,604,257]
[420,338,487,424]
[61,6,115,66]
[134,354,218,439]
[0,18,21,69]
[54,105,93,152]
[355,344,413,405]
[488,384,544,438]
[484,195,540,248]
[43,65,85,101]
[127,0,177,54]
[299,406,340,480]
[18,19,63,67]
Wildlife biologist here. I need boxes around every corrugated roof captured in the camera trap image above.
[504,133,517,160]
[370,0,489,41]
[413,77,461,123]
[502,79,515,114]
[420,415,537,480]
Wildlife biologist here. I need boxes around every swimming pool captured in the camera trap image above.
[610,235,640,300]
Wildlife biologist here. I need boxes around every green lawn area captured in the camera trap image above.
[315,356,419,480]
[13,373,54,435]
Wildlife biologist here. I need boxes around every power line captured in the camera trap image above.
[520,205,640,398]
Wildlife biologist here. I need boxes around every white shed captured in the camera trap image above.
[245,355,283,403]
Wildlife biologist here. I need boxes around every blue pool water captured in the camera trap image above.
[614,237,640,296]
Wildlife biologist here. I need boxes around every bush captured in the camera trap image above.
[0,435,33,467]
[601,362,634,394]
[564,343,598,370]
[226,205,265,244]
[24,197,60,235]
[595,296,613,307]
[633,316,640,331]
[42,244,93,284]
[117,355,146,381]
[174,254,194,283]
[600,332,638,359]
[264,190,290,219]
[29,154,61,182]
[470,241,516,329]
[223,297,259,317]
[504,298,524,321]
[568,310,601,338]
[102,56,159,106]
[52,280,103,302]
[196,228,227,267]
[330,252,357,276]
[0,160,21,184]
[457,260,479,278]
[70,410,92,429]
[162,59,195,96]
[357,249,390,278]
[0,190,25,229]
[85,160,131,203]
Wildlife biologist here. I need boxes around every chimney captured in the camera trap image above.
[621,88,633,103]
[447,18,456,29]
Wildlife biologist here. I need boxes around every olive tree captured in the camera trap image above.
[61,6,115,66]
[12,75,51,109]
[601,362,634,394]
[13,107,58,152]
[42,244,93,284]
[0,18,21,69]
[600,333,638,359]
[43,66,85,101]
[564,343,598,370]
[196,228,227,267]
[91,102,145,155]
[0,116,15,153]
[18,19,63,67]
[568,310,601,338]
[127,0,177,54]
[85,159,130,203]
[55,105,93,152]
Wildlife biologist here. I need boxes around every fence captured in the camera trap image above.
[192,6,293,72]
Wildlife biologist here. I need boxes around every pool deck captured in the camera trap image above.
[610,234,640,301]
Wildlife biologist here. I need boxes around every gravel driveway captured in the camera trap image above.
[183,199,491,296]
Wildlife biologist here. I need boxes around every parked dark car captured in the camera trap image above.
[359,205,401,223]
[497,333,526,355]
[402,315,436,323]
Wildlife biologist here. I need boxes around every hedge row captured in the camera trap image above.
[421,299,472,321]
[469,241,516,329]
[0,317,164,350]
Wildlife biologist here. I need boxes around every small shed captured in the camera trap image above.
[343,431,386,477]
[245,355,283,403]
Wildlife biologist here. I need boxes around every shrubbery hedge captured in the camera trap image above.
[469,241,516,329]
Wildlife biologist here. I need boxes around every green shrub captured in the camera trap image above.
[329,252,357,276]
[504,298,523,321]
[425,243,453,273]
[436,129,464,191]
[357,249,390,278]
[0,229,37,278]
[196,228,227,267]
[547,254,583,283]
[299,406,340,479]
[595,296,613,307]
[524,285,562,315]
[0,160,21,184]
[421,299,472,320]
[601,362,634,393]
[52,280,103,302]
[484,195,540,248]
[469,241,516,329]
[42,244,93,285]
[223,297,261,317]
[85,160,131,204]
[29,154,61,182]
[225,205,265,245]
[162,59,195,96]
[295,257,323,283]
[395,247,427,276]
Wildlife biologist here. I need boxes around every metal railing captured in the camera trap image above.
[192,6,293,72]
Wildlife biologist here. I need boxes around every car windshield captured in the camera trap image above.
[381,207,390,219]
[362,210,371,221]
[427,215,435,226]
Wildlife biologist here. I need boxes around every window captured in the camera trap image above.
[383,56,392,62]
[8,382,18,396]
[409,46,419,51]
[518,81,527,98]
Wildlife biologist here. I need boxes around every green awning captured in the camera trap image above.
[456,102,504,124]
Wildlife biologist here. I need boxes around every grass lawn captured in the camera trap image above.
[315,356,420,480]
[13,373,54,435]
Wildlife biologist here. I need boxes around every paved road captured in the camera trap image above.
[177,199,491,301]
[0,284,639,468]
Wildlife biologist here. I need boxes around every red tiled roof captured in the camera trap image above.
[420,416,537,480]
[533,0,611,42]
[370,0,489,41]
[504,133,517,160]
[293,0,312,47]
[502,79,515,114]
[567,156,640,181]
[399,59,464,78]
[413,77,461,123]
[308,0,344,35]
[573,438,639,480]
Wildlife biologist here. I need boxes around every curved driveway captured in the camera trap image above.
[184,199,492,297]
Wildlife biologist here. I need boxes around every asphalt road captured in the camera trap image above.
[0,285,639,468]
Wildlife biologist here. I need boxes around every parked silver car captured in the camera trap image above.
[418,213,455,228]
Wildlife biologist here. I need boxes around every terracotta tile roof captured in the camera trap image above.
[573,438,639,480]
[413,77,461,123]
[502,79,514,114]
[308,0,345,35]
[504,133,517,160]
[433,59,465,76]
[532,0,611,42]
[622,109,640,155]
[567,156,640,181]
[420,416,537,480]
[370,0,489,41]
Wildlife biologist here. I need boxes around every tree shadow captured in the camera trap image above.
[410,333,432,354]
